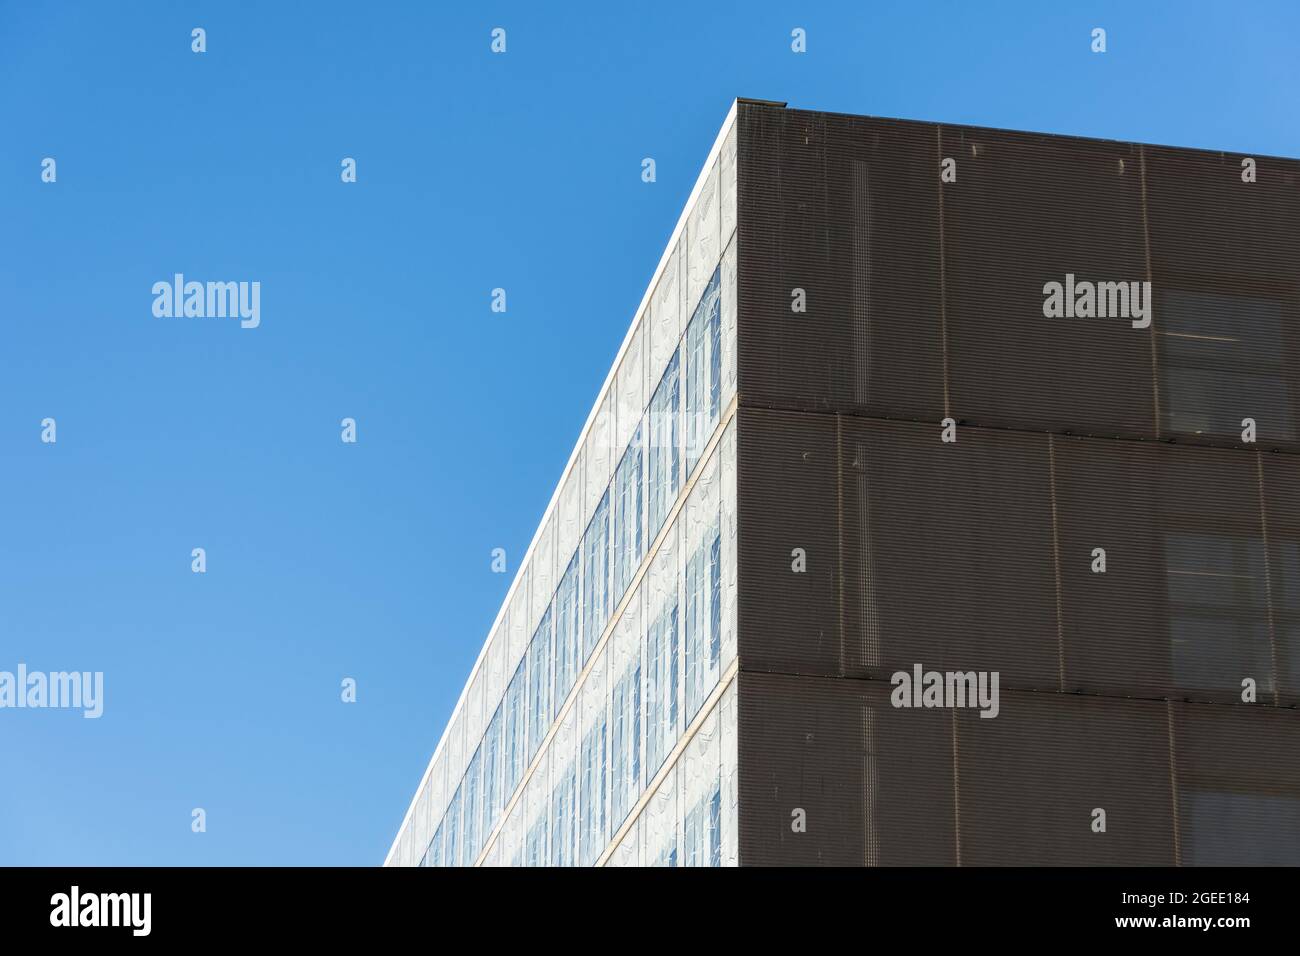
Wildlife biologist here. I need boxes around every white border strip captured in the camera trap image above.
[384,99,740,865]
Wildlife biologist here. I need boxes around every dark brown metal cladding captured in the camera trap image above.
[738,671,956,866]
[734,101,1300,866]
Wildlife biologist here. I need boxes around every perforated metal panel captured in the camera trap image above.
[734,101,1300,867]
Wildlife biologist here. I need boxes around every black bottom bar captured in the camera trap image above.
[0,866,1286,942]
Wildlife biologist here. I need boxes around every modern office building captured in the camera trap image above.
[386,99,1300,867]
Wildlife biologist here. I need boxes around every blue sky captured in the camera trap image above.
[1,1,1296,866]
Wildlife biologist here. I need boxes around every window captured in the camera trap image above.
[649,840,678,868]
[1160,289,1294,441]
[481,705,502,845]
[610,655,641,830]
[414,789,428,868]
[428,818,444,868]
[685,521,722,719]
[461,748,481,866]
[443,786,461,867]
[550,761,577,867]
[582,492,611,662]
[1185,791,1300,865]
[1270,540,1300,690]
[613,425,645,605]
[527,607,553,761]
[554,554,580,708]
[1165,531,1272,692]
[525,813,548,867]
[683,777,722,867]
[685,268,722,477]
[648,350,681,539]
[503,658,526,799]
[645,600,679,776]
[579,714,608,866]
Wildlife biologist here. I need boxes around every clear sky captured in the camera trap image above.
[1,1,1297,866]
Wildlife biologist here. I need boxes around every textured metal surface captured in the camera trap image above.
[736,102,1300,448]
[738,671,1300,866]
[737,109,946,421]
[739,408,1300,703]
[735,102,1300,866]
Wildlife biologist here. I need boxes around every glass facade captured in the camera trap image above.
[685,269,722,478]
[685,523,722,721]
[582,493,611,662]
[648,351,681,539]
[609,657,641,829]
[526,609,552,761]
[387,109,739,868]
[645,600,679,777]
[613,430,644,605]
[554,556,580,706]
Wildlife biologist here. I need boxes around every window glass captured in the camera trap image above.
[685,521,723,719]
[1160,290,1294,441]
[550,761,577,867]
[506,658,527,801]
[481,705,502,846]
[613,425,645,605]
[429,818,444,868]
[582,492,611,662]
[645,600,680,776]
[1271,541,1300,690]
[503,657,526,799]
[650,841,678,867]
[683,776,722,867]
[1164,531,1272,691]
[443,786,461,867]
[554,554,581,708]
[461,749,481,866]
[525,813,548,867]
[685,268,722,477]
[610,654,642,830]
[526,606,553,761]
[579,715,608,865]
[648,351,681,540]
[1185,791,1300,865]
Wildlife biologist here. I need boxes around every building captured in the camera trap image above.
[386,99,1300,867]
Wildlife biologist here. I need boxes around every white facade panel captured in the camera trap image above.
[687,160,720,314]
[613,319,647,459]
[582,393,614,521]
[720,121,737,251]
